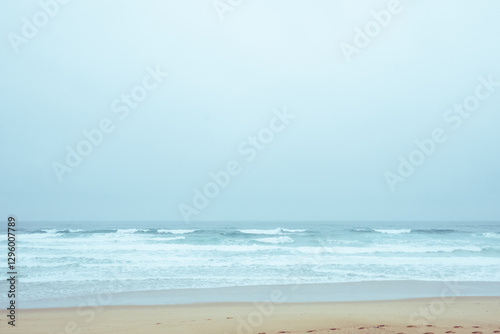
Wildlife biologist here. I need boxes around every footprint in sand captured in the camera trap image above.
[423,332,434,334]
[426,325,435,327]
[396,332,405,334]
[493,331,500,333]
[473,326,480,328]
[445,331,455,333]
[226,317,233,319]
[307,331,317,333]
[454,326,464,329]
[472,332,482,334]
[329,329,340,331]
[407,326,417,328]
[359,327,366,329]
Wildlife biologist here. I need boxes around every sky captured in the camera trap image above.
[1,0,499,222]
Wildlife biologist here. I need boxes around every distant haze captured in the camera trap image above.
[1,0,499,222]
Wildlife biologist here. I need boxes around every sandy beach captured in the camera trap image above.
[4,297,499,334]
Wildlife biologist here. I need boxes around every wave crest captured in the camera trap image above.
[254,236,294,244]
[157,229,196,234]
[239,228,306,235]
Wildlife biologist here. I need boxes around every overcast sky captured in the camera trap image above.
[1,0,499,222]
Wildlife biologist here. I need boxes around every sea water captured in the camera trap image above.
[7,220,500,306]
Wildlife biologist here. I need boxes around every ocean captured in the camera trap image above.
[7,221,500,307]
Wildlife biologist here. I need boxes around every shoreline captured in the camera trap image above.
[5,297,499,334]
[18,280,500,309]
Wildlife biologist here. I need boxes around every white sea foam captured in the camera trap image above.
[479,232,500,238]
[282,229,306,233]
[295,245,483,254]
[239,228,306,235]
[18,240,491,255]
[41,229,62,234]
[373,229,412,234]
[14,221,500,307]
[255,236,294,244]
[23,242,282,252]
[157,229,196,234]
[164,236,186,241]
[116,229,148,234]
[239,228,283,235]
[22,232,63,239]
[33,228,85,235]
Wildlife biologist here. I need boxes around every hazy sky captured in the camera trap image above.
[1,0,499,222]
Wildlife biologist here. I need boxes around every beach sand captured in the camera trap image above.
[3,297,499,334]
